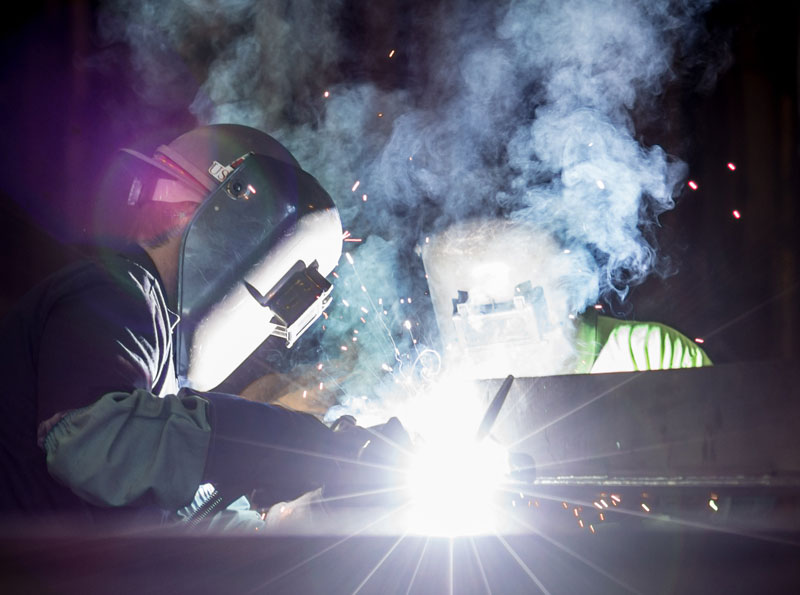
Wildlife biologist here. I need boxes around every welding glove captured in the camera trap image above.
[323,415,413,508]
[200,391,377,508]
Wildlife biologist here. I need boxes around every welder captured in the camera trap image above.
[422,219,711,379]
[0,124,404,526]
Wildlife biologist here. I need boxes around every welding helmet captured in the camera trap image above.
[421,219,595,379]
[119,124,342,390]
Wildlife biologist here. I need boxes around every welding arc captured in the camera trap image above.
[475,374,514,442]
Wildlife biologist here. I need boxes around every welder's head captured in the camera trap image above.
[108,124,343,390]
[422,219,592,379]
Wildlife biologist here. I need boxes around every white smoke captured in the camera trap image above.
[97,0,717,402]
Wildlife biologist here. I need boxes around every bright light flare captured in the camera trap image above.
[688,180,699,190]
[406,437,509,536]
[733,209,741,219]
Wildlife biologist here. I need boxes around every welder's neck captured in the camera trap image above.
[141,235,182,306]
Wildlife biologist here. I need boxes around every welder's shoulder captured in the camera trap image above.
[38,255,164,324]
[592,317,712,373]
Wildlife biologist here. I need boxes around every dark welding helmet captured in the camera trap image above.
[120,124,342,390]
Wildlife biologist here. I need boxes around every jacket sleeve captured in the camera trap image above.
[591,318,712,373]
[200,391,362,506]
[44,390,211,508]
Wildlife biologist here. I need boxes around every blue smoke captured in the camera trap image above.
[98,0,716,406]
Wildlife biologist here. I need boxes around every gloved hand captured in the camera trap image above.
[324,415,413,508]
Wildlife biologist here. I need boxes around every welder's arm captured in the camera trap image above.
[43,390,211,508]
[199,391,359,505]
[591,319,712,373]
[44,388,352,509]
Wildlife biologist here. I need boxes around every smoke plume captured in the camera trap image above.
[98,0,716,412]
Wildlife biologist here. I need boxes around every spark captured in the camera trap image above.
[361,285,367,292]
[381,363,393,372]
[596,180,605,190]
[319,382,324,390]
[594,304,603,310]
[694,337,705,344]
[344,238,363,243]
[404,320,412,330]
[709,499,719,512]
[332,271,339,279]
[322,312,328,320]
[362,194,368,201]
[317,363,324,371]
[352,180,361,192]
[600,499,609,508]
[323,90,330,98]
[378,298,383,305]
[589,525,596,534]
[388,49,396,58]
[352,337,357,342]
[564,249,571,254]
[727,162,737,171]
[593,501,603,510]
[341,345,348,351]
[360,317,366,324]
[342,299,350,307]
[610,494,621,503]
[377,112,383,118]
[641,503,650,512]
[360,306,368,314]
[346,253,354,265]
[302,390,307,399]
[688,180,699,190]
[425,236,430,244]
[733,210,741,219]
[408,297,413,304]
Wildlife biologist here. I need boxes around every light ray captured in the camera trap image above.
[700,280,798,340]
[508,373,640,449]
[494,533,552,595]
[254,502,411,592]
[404,536,430,595]
[508,488,800,548]
[469,536,493,595]
[352,532,409,594]
[314,485,405,506]
[493,502,642,594]
[215,434,411,475]
[449,537,454,595]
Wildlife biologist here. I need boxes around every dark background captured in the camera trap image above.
[0,0,797,368]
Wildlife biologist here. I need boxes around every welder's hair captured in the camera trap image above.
[130,200,199,249]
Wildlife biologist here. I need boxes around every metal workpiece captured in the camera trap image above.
[475,361,800,484]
